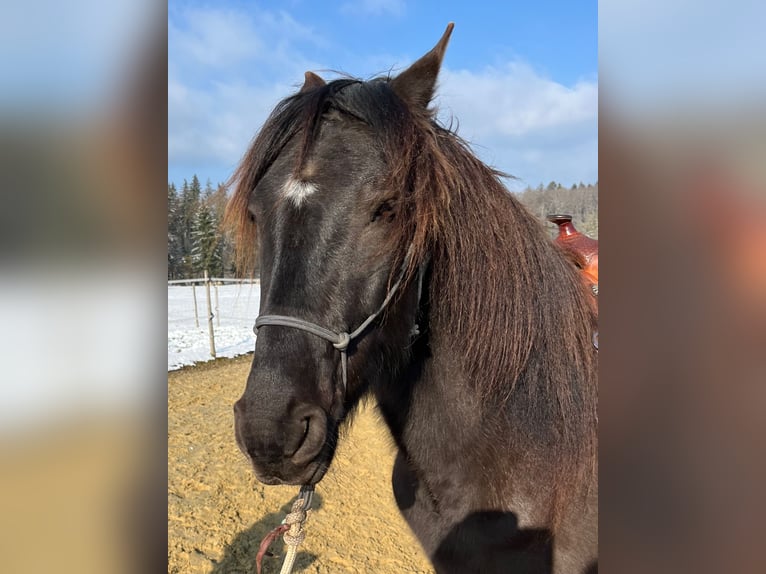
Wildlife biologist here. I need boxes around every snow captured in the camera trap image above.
[168,282,261,370]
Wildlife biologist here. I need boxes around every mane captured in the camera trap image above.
[416,128,598,525]
[226,76,598,524]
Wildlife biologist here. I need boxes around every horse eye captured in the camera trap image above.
[371,200,396,223]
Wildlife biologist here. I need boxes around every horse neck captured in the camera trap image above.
[372,315,541,519]
[371,240,597,522]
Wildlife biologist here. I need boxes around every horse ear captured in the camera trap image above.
[391,22,454,108]
[300,71,326,93]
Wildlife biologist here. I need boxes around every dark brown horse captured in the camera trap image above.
[227,23,597,573]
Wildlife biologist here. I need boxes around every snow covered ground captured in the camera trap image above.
[168,282,261,370]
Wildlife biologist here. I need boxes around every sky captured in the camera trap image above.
[168,0,597,192]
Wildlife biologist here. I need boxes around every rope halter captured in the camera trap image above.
[253,245,419,395]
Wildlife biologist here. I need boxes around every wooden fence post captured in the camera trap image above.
[214,282,220,327]
[191,283,200,328]
[204,270,216,358]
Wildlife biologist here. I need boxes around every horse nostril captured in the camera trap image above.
[290,408,327,466]
[286,417,311,458]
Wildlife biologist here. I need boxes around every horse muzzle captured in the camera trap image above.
[233,396,330,485]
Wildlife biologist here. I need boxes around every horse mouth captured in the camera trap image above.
[251,457,330,486]
[250,411,336,486]
[235,400,337,486]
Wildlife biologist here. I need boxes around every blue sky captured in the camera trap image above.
[169,0,597,191]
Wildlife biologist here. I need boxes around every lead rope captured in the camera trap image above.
[256,486,314,574]
[278,486,312,574]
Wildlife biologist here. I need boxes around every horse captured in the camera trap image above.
[227,23,598,573]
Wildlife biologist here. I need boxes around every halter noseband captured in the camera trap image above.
[253,245,421,395]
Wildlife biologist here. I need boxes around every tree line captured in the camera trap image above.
[518,181,598,239]
[167,176,597,279]
[167,175,236,279]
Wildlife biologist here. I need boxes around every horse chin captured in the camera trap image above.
[252,445,334,486]
[252,458,330,487]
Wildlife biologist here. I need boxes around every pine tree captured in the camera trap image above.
[167,183,183,278]
[178,176,202,277]
[203,178,214,201]
[191,202,223,276]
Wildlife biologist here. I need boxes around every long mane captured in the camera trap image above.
[226,76,598,522]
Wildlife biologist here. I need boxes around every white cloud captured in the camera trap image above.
[168,6,327,177]
[168,6,597,188]
[169,6,324,73]
[169,9,264,69]
[435,63,598,187]
[168,78,296,171]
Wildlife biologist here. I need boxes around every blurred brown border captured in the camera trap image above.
[600,95,766,574]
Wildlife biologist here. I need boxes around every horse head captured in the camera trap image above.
[231,25,454,485]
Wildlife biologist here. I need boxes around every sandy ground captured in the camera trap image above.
[168,354,434,573]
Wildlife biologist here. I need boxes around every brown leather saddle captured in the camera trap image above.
[547,214,598,305]
[548,215,598,350]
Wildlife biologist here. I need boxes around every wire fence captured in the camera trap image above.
[168,272,260,369]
